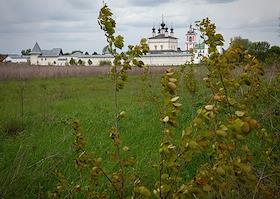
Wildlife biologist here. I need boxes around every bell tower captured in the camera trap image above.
[185,25,196,51]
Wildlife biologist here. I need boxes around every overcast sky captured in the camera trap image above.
[0,0,279,54]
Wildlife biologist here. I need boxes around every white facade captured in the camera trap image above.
[148,38,178,51]
[30,53,197,66]
[28,41,206,66]
[141,53,194,65]
[148,21,178,52]
[4,55,29,63]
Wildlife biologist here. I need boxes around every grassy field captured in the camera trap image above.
[0,69,201,198]
[0,65,278,198]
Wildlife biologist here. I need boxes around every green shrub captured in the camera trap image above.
[69,58,76,65]
[99,60,111,66]
[49,4,279,199]
[78,59,85,65]
[88,59,93,66]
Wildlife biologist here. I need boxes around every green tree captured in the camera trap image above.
[230,36,251,50]
[102,45,110,55]
[88,59,92,66]
[71,50,83,55]
[265,45,280,67]
[21,49,31,56]
[248,41,270,62]
[78,59,84,65]
[268,45,280,55]
[69,58,76,65]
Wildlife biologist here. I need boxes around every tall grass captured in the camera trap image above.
[0,64,174,81]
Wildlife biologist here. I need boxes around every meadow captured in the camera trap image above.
[0,63,279,198]
[0,65,202,198]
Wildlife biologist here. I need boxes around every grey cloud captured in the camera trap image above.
[127,0,172,7]
[0,0,279,54]
[201,0,237,4]
[66,0,97,10]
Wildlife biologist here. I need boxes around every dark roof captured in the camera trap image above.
[31,42,63,57]
[71,51,83,56]
[148,34,178,39]
[145,52,191,57]
[149,50,178,54]
[40,48,63,57]
[0,54,8,62]
[5,55,30,60]
[31,42,41,54]
[187,30,195,34]
[195,43,205,49]
[77,54,114,58]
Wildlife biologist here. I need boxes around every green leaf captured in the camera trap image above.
[114,35,124,49]
[203,184,212,192]
[137,186,151,197]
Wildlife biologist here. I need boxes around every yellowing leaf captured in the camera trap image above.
[138,186,151,197]
[248,119,258,129]
[161,173,169,180]
[203,184,212,192]
[216,130,227,137]
[205,105,214,111]
[163,116,169,123]
[123,146,129,152]
[217,167,226,175]
[171,96,179,102]
[173,103,182,107]
[114,35,124,49]
[168,78,177,83]
[228,97,236,105]
[242,122,251,134]
[166,72,174,76]
[235,111,245,117]
[167,82,177,90]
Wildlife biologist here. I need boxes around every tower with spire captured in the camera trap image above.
[185,24,196,51]
[147,16,178,53]
[30,42,42,65]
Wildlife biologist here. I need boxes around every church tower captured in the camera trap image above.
[148,17,178,53]
[30,42,42,65]
[152,25,156,37]
[185,25,196,51]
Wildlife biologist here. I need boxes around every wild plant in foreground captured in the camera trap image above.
[50,5,279,199]
[50,3,150,198]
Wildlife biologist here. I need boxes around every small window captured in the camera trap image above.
[45,58,47,61]
[41,58,43,61]
[161,45,163,50]
[155,45,157,50]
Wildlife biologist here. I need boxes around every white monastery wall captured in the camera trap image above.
[29,54,199,66]
[148,38,178,51]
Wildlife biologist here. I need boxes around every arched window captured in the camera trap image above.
[189,36,192,42]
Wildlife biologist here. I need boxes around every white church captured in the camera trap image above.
[5,20,209,66]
